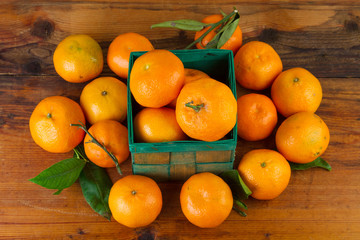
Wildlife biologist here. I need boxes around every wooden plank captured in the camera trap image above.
[196,150,233,163]
[0,2,359,77]
[132,152,170,165]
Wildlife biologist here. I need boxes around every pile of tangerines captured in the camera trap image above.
[29,12,330,229]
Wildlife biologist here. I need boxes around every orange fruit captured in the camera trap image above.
[275,112,330,164]
[134,107,187,143]
[129,49,185,108]
[168,68,209,108]
[183,68,210,84]
[176,77,237,141]
[107,32,154,79]
[234,41,283,90]
[29,96,86,153]
[80,77,127,125]
[237,149,291,200]
[53,34,103,83]
[194,14,243,54]
[84,120,129,168]
[108,175,162,228]
[271,67,323,117]
[180,172,233,228]
[237,93,278,141]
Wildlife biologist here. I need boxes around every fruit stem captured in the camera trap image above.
[71,122,123,175]
[261,162,266,168]
[185,8,239,49]
[185,101,204,112]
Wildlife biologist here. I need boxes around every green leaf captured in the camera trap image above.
[217,18,239,49]
[79,161,113,221]
[289,157,332,171]
[151,19,207,31]
[29,157,86,195]
[219,169,252,200]
[219,170,251,217]
[219,9,227,17]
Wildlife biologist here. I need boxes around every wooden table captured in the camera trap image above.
[1,0,360,239]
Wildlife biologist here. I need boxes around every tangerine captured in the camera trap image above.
[53,34,103,83]
[194,14,242,54]
[129,49,185,108]
[180,172,233,228]
[107,32,154,79]
[271,67,323,117]
[134,107,187,143]
[84,120,129,168]
[238,149,291,200]
[108,175,162,228]
[80,77,127,125]
[234,41,283,90]
[275,111,330,164]
[176,78,237,142]
[29,96,86,153]
[237,93,278,141]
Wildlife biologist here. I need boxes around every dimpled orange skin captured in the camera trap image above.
[130,49,185,108]
[271,67,323,117]
[180,172,233,228]
[176,78,237,142]
[238,149,291,200]
[53,34,103,83]
[84,120,129,168]
[107,32,154,79]
[237,93,278,141]
[80,77,127,125]
[108,175,163,228]
[168,68,210,108]
[234,41,283,90]
[134,107,187,143]
[194,14,243,54]
[29,96,86,153]
[275,112,330,164]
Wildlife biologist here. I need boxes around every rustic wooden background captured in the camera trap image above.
[1,0,360,239]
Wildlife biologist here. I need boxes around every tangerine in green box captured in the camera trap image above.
[127,49,237,182]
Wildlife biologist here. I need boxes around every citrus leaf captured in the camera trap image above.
[219,170,251,217]
[219,9,227,17]
[29,157,86,195]
[219,169,252,200]
[79,161,113,221]
[290,157,332,171]
[151,19,207,31]
[217,18,239,49]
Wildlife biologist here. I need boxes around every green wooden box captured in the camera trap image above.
[127,49,237,182]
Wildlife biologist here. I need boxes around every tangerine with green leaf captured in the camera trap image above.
[84,120,129,168]
[194,13,242,54]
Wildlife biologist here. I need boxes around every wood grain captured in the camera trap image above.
[1,0,360,239]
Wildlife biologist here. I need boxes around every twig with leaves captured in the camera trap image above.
[71,122,123,175]
[151,7,240,50]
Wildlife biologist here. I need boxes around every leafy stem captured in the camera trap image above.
[73,145,88,161]
[185,8,239,49]
[150,7,240,50]
[71,122,122,175]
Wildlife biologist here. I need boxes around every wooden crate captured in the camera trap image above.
[127,49,237,181]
